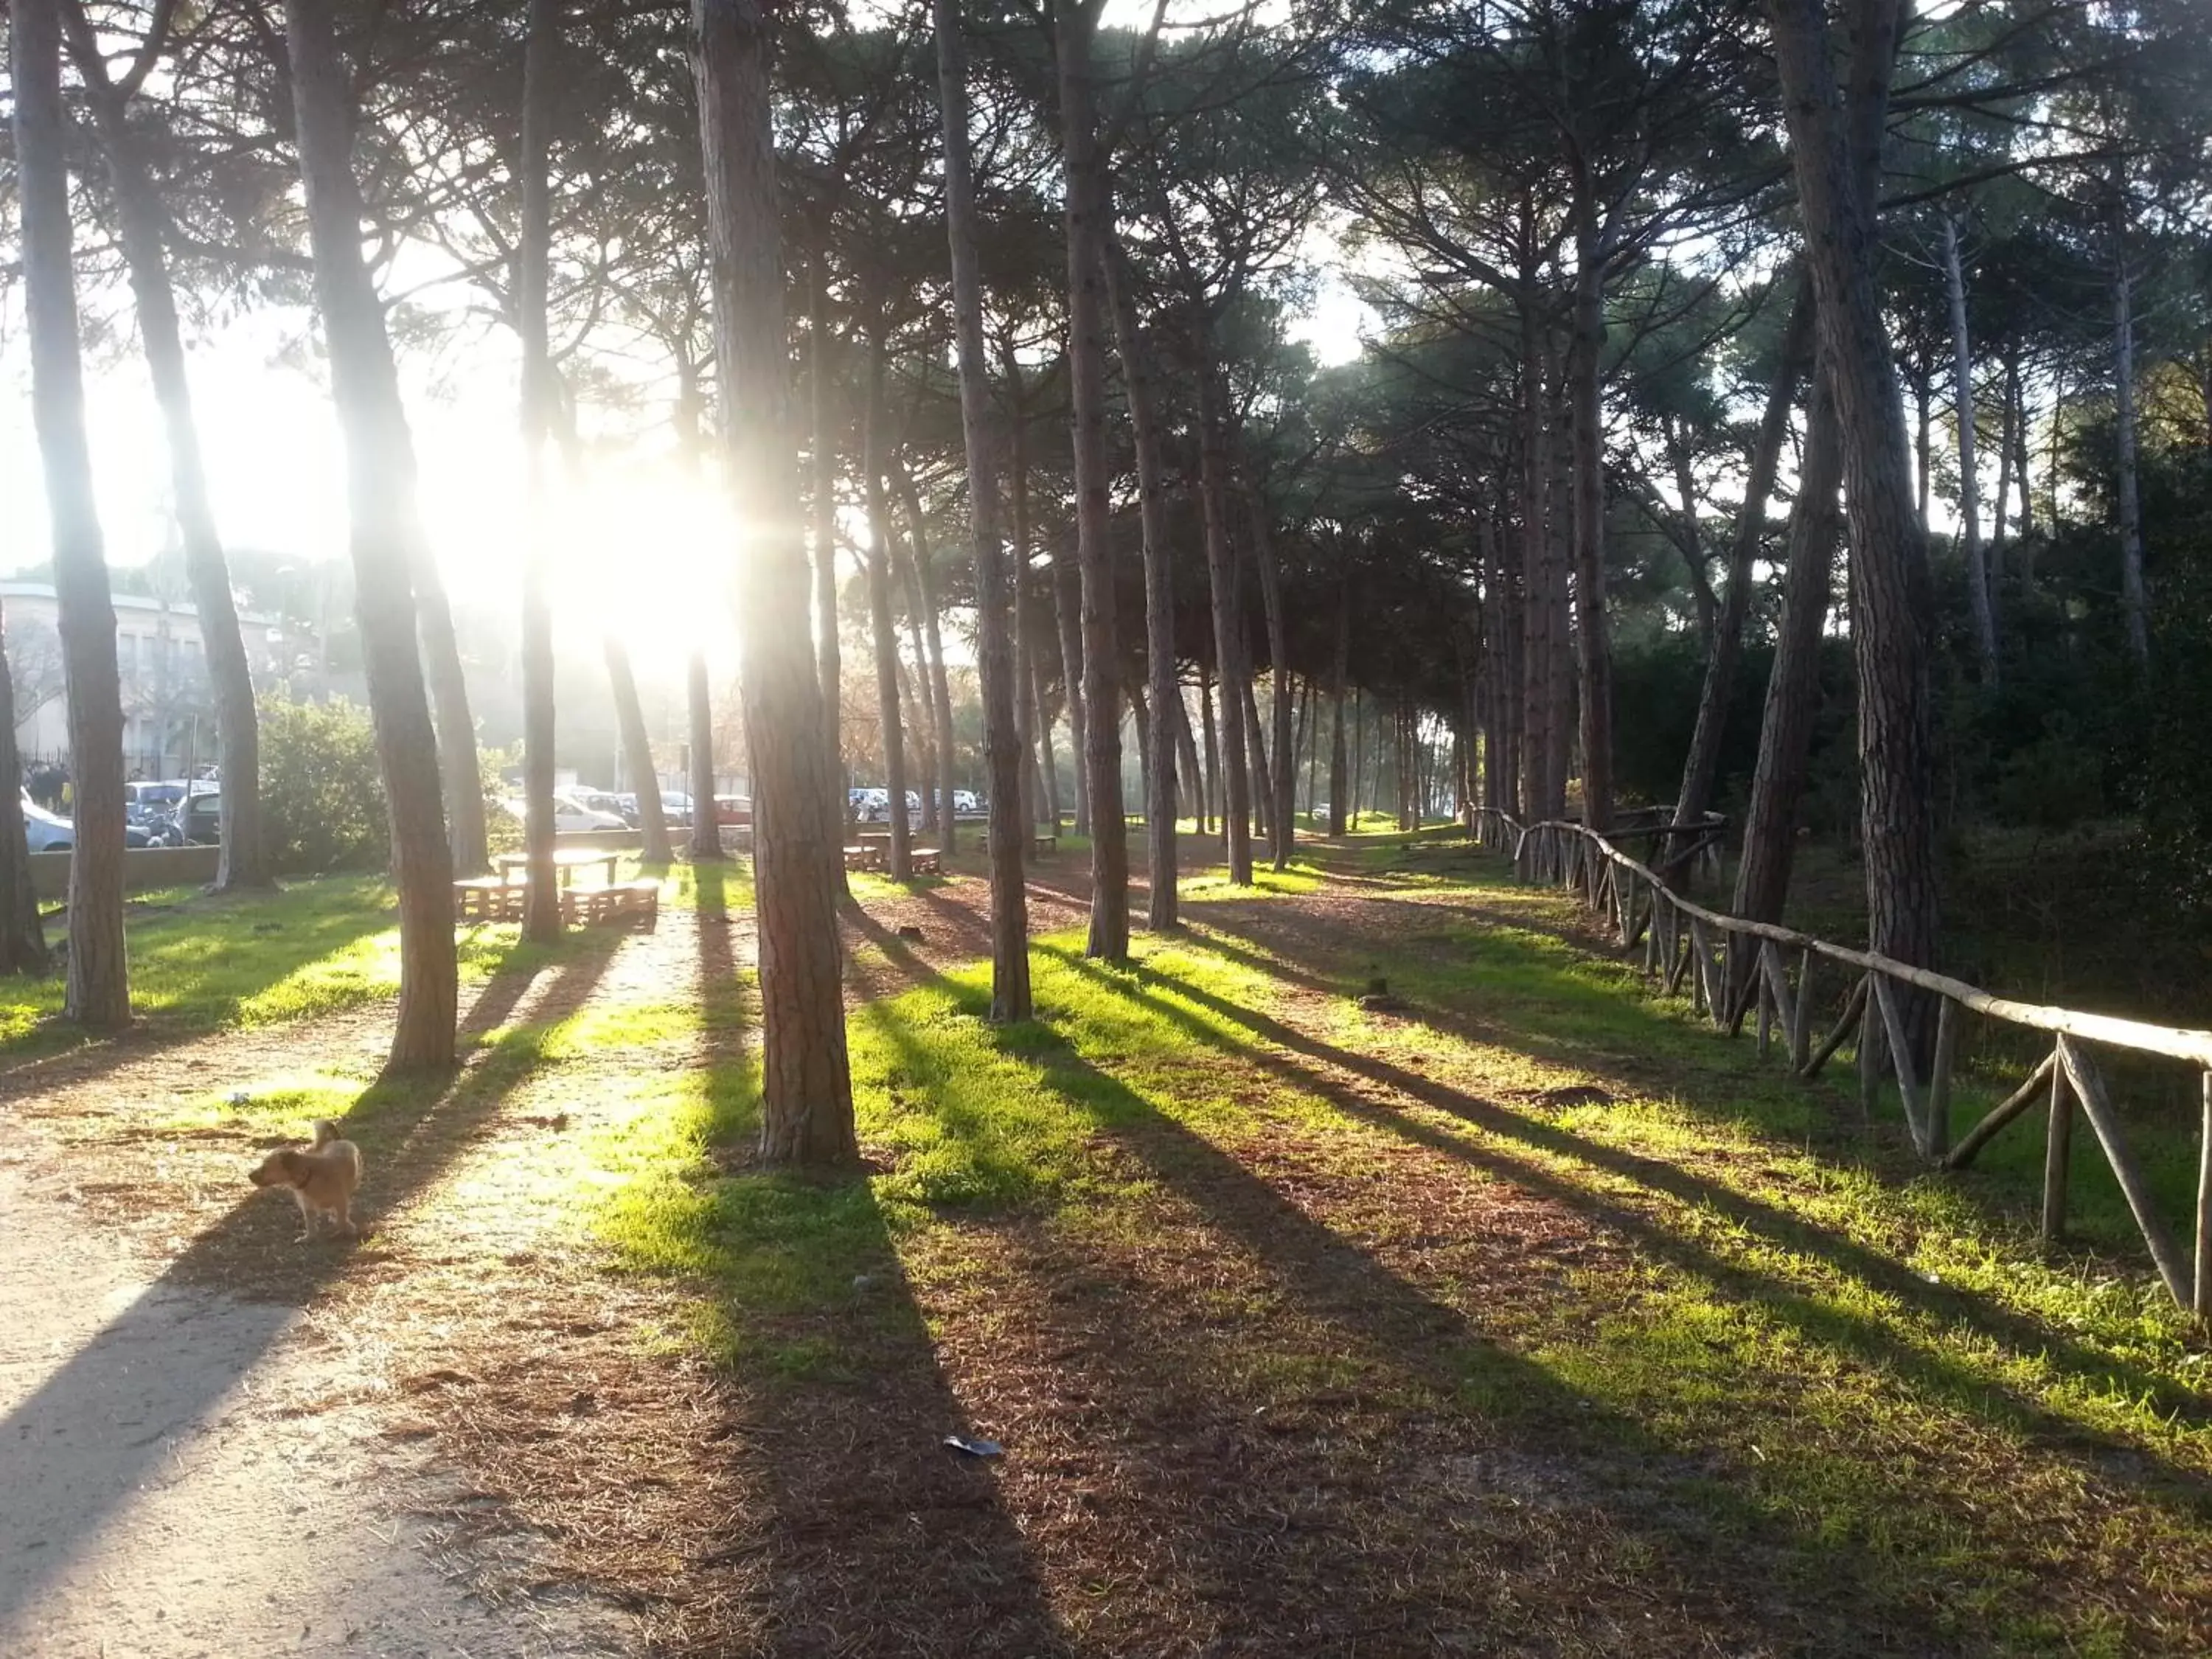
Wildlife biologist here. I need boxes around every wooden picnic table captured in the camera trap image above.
[494,847,622,888]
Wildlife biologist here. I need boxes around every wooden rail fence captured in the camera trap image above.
[1469,805,2212,1321]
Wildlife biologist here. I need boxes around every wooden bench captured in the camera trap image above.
[562,880,661,929]
[844,844,887,874]
[981,830,1059,855]
[455,877,524,923]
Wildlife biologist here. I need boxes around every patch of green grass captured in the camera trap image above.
[0,876,521,1054]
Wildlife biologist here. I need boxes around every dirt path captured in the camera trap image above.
[0,1102,633,1657]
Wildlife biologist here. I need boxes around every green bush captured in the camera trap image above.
[257,692,389,874]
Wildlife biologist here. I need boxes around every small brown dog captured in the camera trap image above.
[248,1119,364,1242]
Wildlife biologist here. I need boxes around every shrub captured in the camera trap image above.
[257,692,388,874]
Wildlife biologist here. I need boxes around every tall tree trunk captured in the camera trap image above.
[1568,209,1615,832]
[1200,665,1221,841]
[1104,238,1180,928]
[516,0,563,942]
[1673,278,1812,841]
[1197,359,1253,880]
[1243,672,1273,846]
[1944,212,1998,680]
[63,1,267,891]
[1054,0,1127,959]
[1735,362,1845,928]
[933,0,1029,1016]
[808,249,844,756]
[1350,687,1366,824]
[1328,567,1350,837]
[695,0,855,1161]
[895,467,959,852]
[1994,351,2017,549]
[2014,365,2036,538]
[1029,636,1058,827]
[0,610,48,974]
[686,653,724,860]
[2114,253,2149,665]
[20,0,128,1027]
[1006,384,1043,831]
[1244,481,1295,869]
[605,636,672,863]
[1173,685,1204,837]
[862,335,913,882]
[1518,302,1559,821]
[1769,0,1942,994]
[1048,549,1091,835]
[282,0,453,1067]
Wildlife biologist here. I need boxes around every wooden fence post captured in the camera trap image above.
[1858,988,1885,1126]
[2042,1060,2073,1246]
[2197,1071,2211,1324]
[1927,997,1958,1160]
[2056,1037,2192,1308]
[1790,949,1815,1071]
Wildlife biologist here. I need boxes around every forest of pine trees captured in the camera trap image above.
[5,0,2212,1161]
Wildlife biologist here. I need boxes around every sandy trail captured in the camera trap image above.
[0,1105,634,1658]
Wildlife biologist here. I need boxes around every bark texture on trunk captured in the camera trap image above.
[1197,360,1253,880]
[1328,567,1351,838]
[605,636,673,863]
[695,0,855,1161]
[1944,212,1998,679]
[1245,481,1295,869]
[282,0,454,1066]
[686,653,724,860]
[1673,278,1812,838]
[1734,364,1844,927]
[63,0,267,891]
[1056,0,1128,959]
[517,0,563,942]
[0,610,48,974]
[862,340,913,881]
[934,0,1029,1016]
[1769,0,1941,988]
[20,0,130,1028]
[1518,305,1563,821]
[895,467,959,852]
[2114,256,2149,665]
[1568,219,1615,832]
[1050,549,1091,835]
[1104,239,1180,928]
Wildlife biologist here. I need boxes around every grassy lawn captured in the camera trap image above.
[572,840,2212,1652]
[0,856,704,1057]
[14,837,2208,1650]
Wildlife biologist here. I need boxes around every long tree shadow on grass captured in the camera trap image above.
[668,863,1067,1656]
[1182,901,2212,1408]
[1045,947,2212,1526]
[858,976,1959,1655]
[0,933,623,1640]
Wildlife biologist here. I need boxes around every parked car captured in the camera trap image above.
[501,794,627,833]
[180,793,223,844]
[713,796,753,827]
[576,789,627,821]
[20,798,164,850]
[953,790,981,815]
[21,797,74,853]
[618,790,693,827]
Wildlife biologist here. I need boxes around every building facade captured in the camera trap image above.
[3,582,297,779]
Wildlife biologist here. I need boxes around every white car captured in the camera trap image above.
[19,796,73,853]
[504,794,627,833]
[953,790,981,815]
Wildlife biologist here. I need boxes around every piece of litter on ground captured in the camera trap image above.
[942,1435,1002,1458]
